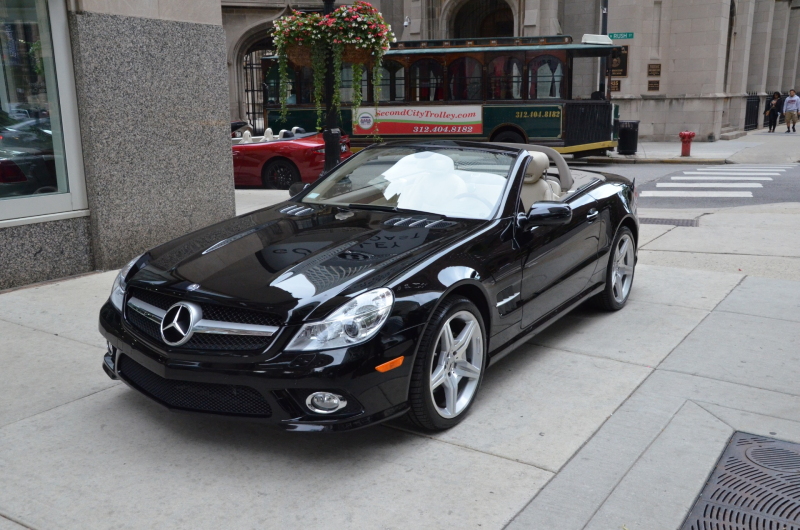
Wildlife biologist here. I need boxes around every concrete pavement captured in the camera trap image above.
[1,192,798,529]
[588,128,800,164]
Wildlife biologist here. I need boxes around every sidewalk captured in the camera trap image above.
[0,199,798,529]
[588,128,800,164]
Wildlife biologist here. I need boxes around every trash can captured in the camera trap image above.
[617,120,639,155]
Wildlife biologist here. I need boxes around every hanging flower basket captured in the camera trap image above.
[286,44,313,68]
[272,2,395,130]
[342,45,372,65]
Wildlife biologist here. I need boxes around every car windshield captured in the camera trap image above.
[302,147,516,219]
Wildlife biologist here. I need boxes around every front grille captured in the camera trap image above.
[125,287,281,352]
[118,355,272,417]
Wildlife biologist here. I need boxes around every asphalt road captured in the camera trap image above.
[580,163,800,208]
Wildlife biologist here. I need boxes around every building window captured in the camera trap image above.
[376,60,405,102]
[0,0,87,224]
[448,57,483,101]
[409,59,444,102]
[528,56,564,99]
[1,0,67,200]
[487,56,522,100]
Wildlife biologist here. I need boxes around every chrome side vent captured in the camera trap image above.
[279,205,315,216]
[384,217,457,229]
[424,220,457,229]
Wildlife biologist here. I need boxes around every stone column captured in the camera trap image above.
[727,0,756,131]
[747,0,776,93]
[766,0,791,92]
[782,3,800,91]
[538,0,562,35]
[563,0,599,97]
[69,1,235,269]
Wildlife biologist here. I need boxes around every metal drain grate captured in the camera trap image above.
[639,217,699,227]
[681,431,800,530]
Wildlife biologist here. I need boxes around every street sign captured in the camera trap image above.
[609,32,634,39]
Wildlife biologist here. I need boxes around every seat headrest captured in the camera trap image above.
[291,126,306,134]
[279,129,294,139]
[260,128,274,142]
[524,152,549,184]
[240,130,253,144]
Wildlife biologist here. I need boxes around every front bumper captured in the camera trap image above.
[99,301,420,431]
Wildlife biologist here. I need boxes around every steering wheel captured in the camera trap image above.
[454,193,494,210]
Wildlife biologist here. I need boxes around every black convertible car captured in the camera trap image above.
[99,141,638,431]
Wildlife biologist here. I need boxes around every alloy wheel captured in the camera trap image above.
[429,311,483,419]
[266,161,297,189]
[611,233,635,303]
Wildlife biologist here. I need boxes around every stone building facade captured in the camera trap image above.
[1,0,234,290]
[221,0,800,141]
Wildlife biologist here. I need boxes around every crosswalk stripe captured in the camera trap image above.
[690,169,786,172]
[640,191,753,198]
[682,172,781,176]
[671,176,773,180]
[657,183,762,188]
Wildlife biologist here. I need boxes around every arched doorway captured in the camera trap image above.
[242,37,273,134]
[453,0,514,39]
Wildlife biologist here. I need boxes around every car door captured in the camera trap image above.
[517,188,601,330]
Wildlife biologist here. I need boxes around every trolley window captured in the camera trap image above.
[410,59,445,102]
[529,56,564,100]
[448,57,483,101]
[487,56,523,100]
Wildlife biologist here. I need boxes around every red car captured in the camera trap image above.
[232,128,353,189]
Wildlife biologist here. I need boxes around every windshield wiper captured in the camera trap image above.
[347,203,397,212]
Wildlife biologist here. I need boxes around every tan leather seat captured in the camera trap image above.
[520,152,554,211]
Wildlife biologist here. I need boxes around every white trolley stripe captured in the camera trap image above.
[641,191,753,198]
[657,183,762,188]
[671,176,773,181]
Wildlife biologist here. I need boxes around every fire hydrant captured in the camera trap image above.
[679,131,696,157]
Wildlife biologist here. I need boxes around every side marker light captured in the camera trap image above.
[376,356,404,373]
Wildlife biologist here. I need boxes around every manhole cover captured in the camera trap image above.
[639,217,699,227]
[681,432,800,529]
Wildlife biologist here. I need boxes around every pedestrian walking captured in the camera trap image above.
[765,91,782,132]
[783,89,800,133]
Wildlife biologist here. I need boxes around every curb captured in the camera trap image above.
[583,156,730,165]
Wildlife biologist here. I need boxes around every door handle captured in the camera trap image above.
[587,209,599,221]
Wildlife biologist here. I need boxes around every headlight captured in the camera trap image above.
[285,288,394,351]
[109,254,143,312]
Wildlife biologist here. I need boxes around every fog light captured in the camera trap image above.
[306,392,347,414]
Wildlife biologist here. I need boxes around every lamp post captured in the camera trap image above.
[599,0,609,95]
[322,0,341,173]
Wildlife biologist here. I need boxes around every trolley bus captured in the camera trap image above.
[262,35,621,157]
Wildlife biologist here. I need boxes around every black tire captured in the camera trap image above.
[262,159,300,190]
[594,226,636,311]
[492,129,525,144]
[407,296,487,431]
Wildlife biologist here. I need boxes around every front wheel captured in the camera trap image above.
[262,159,300,190]
[407,296,486,431]
[595,226,636,311]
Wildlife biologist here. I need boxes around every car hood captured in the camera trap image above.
[128,202,482,324]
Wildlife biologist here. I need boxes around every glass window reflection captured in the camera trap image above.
[1,0,68,199]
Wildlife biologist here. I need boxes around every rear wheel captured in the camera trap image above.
[492,129,525,144]
[262,159,300,190]
[408,296,486,431]
[595,226,636,311]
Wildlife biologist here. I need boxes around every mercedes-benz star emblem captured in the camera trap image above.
[160,302,202,346]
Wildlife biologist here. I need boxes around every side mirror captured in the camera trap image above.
[289,182,308,197]
[527,202,572,226]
